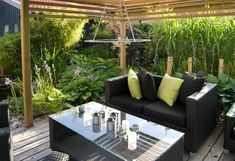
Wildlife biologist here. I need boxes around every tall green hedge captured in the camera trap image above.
[132,17,235,77]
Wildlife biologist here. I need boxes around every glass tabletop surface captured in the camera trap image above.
[49,102,184,161]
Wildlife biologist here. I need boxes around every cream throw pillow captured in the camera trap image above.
[157,74,184,106]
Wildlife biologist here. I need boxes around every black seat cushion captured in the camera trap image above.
[111,94,151,114]
[178,73,205,105]
[143,101,186,127]
[137,68,157,101]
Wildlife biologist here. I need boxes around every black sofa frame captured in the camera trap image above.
[105,74,217,152]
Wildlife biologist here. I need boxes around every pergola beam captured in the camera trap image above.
[30,13,120,20]
[29,7,117,17]
[21,0,33,128]
[29,1,117,12]
[127,4,235,17]
[128,10,235,21]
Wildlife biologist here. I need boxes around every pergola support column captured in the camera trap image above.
[119,20,126,72]
[21,0,33,128]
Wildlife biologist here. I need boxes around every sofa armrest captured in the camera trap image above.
[0,101,9,128]
[185,83,217,152]
[105,75,128,104]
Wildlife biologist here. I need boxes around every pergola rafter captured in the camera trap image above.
[20,0,235,127]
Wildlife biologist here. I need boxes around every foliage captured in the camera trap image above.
[75,46,118,59]
[206,73,235,111]
[130,17,235,77]
[0,33,21,71]
[32,48,70,83]
[88,21,116,39]
[32,61,73,113]
[31,18,87,54]
[59,55,120,104]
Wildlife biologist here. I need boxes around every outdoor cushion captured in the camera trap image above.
[178,73,205,105]
[138,68,157,101]
[127,69,142,100]
[111,94,151,114]
[157,74,184,106]
[143,101,186,127]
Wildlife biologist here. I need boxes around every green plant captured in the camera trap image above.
[0,33,21,71]
[4,77,23,115]
[31,18,87,54]
[32,62,73,113]
[32,48,70,84]
[128,18,235,77]
[206,73,235,112]
[59,55,120,104]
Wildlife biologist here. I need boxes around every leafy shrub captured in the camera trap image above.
[76,47,118,59]
[0,33,21,71]
[59,55,120,104]
[32,48,70,83]
[31,18,87,54]
[32,61,73,113]
[206,73,235,112]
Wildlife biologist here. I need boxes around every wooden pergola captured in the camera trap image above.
[21,0,235,127]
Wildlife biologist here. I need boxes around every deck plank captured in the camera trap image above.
[204,132,224,161]
[24,149,52,161]
[12,117,48,135]
[183,123,224,161]
[14,130,49,150]
[219,152,235,161]
[14,142,50,161]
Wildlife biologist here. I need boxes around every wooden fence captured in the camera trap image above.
[166,56,224,77]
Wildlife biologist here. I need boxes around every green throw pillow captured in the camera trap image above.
[128,69,142,100]
[157,74,184,106]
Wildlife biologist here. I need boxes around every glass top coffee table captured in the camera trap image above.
[49,102,184,161]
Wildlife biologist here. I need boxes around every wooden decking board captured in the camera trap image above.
[13,131,49,150]
[12,118,235,161]
[14,142,50,161]
[12,118,48,135]
[13,121,49,139]
[219,153,235,161]
[14,136,49,156]
[188,123,224,161]
[203,132,224,161]
[24,149,52,161]
[13,127,49,143]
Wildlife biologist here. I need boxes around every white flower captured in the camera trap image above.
[74,67,81,77]
[4,77,13,86]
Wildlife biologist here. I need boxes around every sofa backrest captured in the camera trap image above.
[152,74,163,91]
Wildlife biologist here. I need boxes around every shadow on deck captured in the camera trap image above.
[12,117,235,161]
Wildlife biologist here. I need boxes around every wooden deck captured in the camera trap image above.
[12,117,235,161]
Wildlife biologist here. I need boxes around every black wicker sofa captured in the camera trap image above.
[105,74,217,152]
[0,101,12,161]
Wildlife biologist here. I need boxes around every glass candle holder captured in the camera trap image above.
[128,131,137,150]
[122,120,130,134]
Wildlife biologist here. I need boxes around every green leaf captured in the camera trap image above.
[219,73,229,84]
[206,74,218,83]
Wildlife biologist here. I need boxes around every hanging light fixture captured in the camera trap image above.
[84,0,151,45]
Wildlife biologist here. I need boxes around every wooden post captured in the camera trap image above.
[218,59,224,77]
[21,0,33,128]
[166,56,173,75]
[119,20,126,72]
[187,57,193,74]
